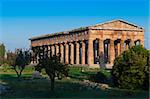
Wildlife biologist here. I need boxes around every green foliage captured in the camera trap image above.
[0,43,6,65]
[111,45,149,90]
[0,43,5,58]
[0,65,34,74]
[11,50,31,78]
[0,65,13,72]
[35,55,68,91]
[88,69,111,84]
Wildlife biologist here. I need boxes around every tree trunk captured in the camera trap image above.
[50,77,55,91]
[13,67,20,77]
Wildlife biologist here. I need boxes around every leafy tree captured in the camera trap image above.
[111,45,149,90]
[143,50,150,90]
[35,54,68,91]
[11,50,30,79]
[0,43,5,58]
[0,43,6,65]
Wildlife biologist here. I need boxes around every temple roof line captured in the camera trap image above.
[92,19,143,29]
[29,19,144,41]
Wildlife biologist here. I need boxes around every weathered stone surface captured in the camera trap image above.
[30,20,144,68]
[80,80,110,91]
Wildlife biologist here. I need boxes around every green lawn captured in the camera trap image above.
[0,66,149,98]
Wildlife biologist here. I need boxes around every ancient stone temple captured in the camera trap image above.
[29,20,144,68]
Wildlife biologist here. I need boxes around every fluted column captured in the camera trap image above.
[110,40,115,64]
[46,45,48,55]
[36,46,40,63]
[51,45,54,56]
[120,40,124,53]
[55,45,59,55]
[82,41,85,64]
[130,40,135,47]
[117,43,121,55]
[70,43,74,64]
[49,45,52,58]
[125,41,129,50]
[60,44,64,63]
[141,40,144,47]
[88,39,94,65]
[65,43,69,64]
[48,45,51,58]
[99,39,104,55]
[76,42,80,64]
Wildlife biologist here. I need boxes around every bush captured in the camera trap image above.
[111,45,149,90]
[0,57,8,66]
[0,65,14,72]
[89,69,111,84]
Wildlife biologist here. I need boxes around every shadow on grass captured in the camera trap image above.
[0,74,149,98]
[68,70,97,81]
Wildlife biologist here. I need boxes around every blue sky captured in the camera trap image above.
[0,0,149,51]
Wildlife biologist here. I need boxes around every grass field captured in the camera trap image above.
[0,66,149,98]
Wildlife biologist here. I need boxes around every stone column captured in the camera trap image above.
[88,39,94,65]
[42,46,45,57]
[65,43,69,64]
[125,41,129,50]
[141,40,144,47]
[55,44,59,55]
[70,43,74,64]
[110,40,115,64]
[82,41,85,64]
[130,40,135,47]
[48,45,51,58]
[120,40,124,53]
[49,45,52,58]
[60,44,64,63]
[99,39,104,55]
[51,45,54,56]
[117,43,121,55]
[37,47,40,63]
[76,41,80,64]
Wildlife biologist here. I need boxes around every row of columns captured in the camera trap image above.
[91,39,142,65]
[32,40,88,65]
[31,38,142,65]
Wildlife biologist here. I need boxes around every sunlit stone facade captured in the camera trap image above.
[29,20,144,68]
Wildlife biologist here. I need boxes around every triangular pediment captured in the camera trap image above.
[90,20,143,31]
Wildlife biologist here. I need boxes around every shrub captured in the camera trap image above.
[111,45,149,90]
[89,69,111,84]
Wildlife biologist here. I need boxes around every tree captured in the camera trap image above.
[35,54,68,91]
[0,43,5,58]
[0,43,6,65]
[11,49,30,79]
[111,45,149,90]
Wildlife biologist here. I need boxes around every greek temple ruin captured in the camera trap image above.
[29,20,144,68]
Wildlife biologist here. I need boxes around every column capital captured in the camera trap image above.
[99,39,104,41]
[74,40,80,44]
[110,39,114,44]
[82,39,88,43]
